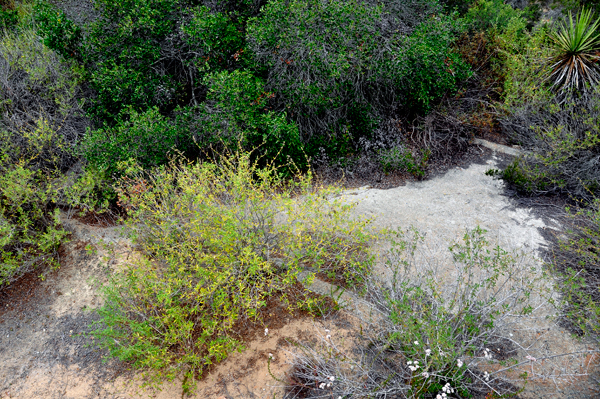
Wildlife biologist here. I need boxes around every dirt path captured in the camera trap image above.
[0,147,598,398]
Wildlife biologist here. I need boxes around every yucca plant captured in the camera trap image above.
[547,7,600,92]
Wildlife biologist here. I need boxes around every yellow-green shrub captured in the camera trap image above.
[0,28,88,287]
[92,151,377,391]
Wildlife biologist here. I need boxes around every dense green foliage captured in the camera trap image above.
[30,0,474,168]
[248,0,469,148]
[33,2,82,60]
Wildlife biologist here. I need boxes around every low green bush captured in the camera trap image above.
[378,146,431,177]
[82,106,191,175]
[285,227,546,398]
[497,90,600,202]
[92,151,377,391]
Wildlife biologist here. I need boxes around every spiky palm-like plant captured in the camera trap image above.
[547,7,600,92]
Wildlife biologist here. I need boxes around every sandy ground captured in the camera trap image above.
[0,148,598,398]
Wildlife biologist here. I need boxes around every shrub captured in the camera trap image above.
[0,29,89,287]
[181,5,245,73]
[33,1,82,60]
[92,151,377,390]
[498,90,600,202]
[465,0,525,33]
[378,146,431,177]
[0,8,18,30]
[398,15,472,111]
[0,29,88,172]
[285,227,548,398]
[81,106,191,175]
[551,199,600,338]
[247,0,467,156]
[83,0,248,122]
[546,7,600,93]
[185,70,305,169]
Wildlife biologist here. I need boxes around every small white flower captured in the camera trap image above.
[268,353,274,359]
[483,348,492,360]
[326,334,331,340]
[425,349,432,356]
[414,340,419,345]
[264,328,269,336]
[407,360,413,365]
[526,355,537,362]
[457,358,463,368]
[327,383,331,388]
[329,376,335,382]
[421,372,429,378]
[442,383,453,394]
[319,383,326,389]
[436,395,442,399]
[484,371,490,381]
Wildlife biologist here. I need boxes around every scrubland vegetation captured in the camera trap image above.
[1,0,599,396]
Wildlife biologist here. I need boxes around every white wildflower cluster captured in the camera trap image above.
[325,329,331,340]
[457,358,463,368]
[319,376,335,389]
[484,371,490,382]
[264,328,269,336]
[425,349,432,356]
[436,382,455,399]
[407,360,420,372]
[483,348,492,360]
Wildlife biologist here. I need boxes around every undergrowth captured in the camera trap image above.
[91,150,377,392]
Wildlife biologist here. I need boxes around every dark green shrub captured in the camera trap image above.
[248,0,469,156]
[84,0,185,121]
[0,8,18,30]
[84,0,248,122]
[398,15,472,111]
[181,5,246,72]
[33,1,82,60]
[82,106,190,175]
[186,70,305,169]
